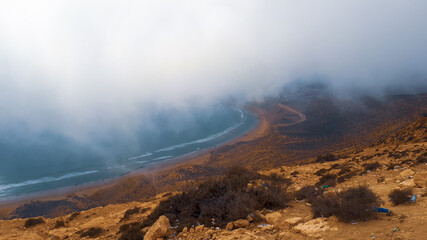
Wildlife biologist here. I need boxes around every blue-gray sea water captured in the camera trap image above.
[0,104,257,200]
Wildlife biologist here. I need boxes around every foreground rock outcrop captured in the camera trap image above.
[144,215,170,240]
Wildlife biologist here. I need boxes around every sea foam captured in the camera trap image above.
[0,170,98,191]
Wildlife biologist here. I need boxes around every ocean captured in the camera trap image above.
[0,104,257,200]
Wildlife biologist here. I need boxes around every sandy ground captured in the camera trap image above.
[1,137,425,240]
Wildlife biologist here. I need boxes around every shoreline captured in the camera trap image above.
[0,105,269,217]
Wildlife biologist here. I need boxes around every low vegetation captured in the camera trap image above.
[315,153,339,163]
[78,227,103,238]
[363,162,381,172]
[317,173,337,187]
[118,222,144,240]
[24,217,45,228]
[67,212,80,222]
[295,185,323,203]
[121,207,140,221]
[311,186,380,222]
[53,220,65,228]
[141,167,291,230]
[389,189,413,205]
[314,168,329,176]
[415,152,427,164]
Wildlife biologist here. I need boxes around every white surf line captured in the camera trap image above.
[231,106,245,119]
[152,155,173,161]
[0,170,98,191]
[155,120,244,153]
[128,152,153,160]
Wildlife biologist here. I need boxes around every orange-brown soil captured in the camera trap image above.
[0,92,426,240]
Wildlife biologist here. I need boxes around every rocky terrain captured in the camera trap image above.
[0,91,426,240]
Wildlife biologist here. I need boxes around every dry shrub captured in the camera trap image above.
[122,207,140,220]
[24,217,45,228]
[337,172,357,183]
[338,165,352,175]
[314,168,329,176]
[53,220,65,228]
[67,212,80,222]
[311,186,380,222]
[416,152,427,164]
[118,222,144,240]
[389,189,413,205]
[317,174,337,187]
[387,163,398,170]
[141,167,290,230]
[78,227,103,238]
[315,153,339,163]
[363,162,381,172]
[295,185,322,203]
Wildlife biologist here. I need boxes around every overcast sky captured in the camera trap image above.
[1,1,426,138]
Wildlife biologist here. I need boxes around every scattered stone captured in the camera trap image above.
[182,227,188,233]
[399,169,415,180]
[413,171,427,188]
[399,179,416,188]
[226,222,234,231]
[285,217,303,225]
[254,212,266,221]
[247,215,254,222]
[144,215,170,240]
[257,224,274,231]
[294,218,336,237]
[234,219,250,228]
[265,212,286,228]
[195,225,205,232]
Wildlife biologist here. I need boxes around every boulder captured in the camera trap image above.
[195,225,205,232]
[285,217,303,225]
[399,169,415,180]
[144,215,170,240]
[294,218,335,237]
[234,219,250,228]
[413,171,427,188]
[226,222,234,231]
[265,212,286,228]
[399,179,416,188]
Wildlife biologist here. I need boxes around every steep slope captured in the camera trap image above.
[0,114,426,239]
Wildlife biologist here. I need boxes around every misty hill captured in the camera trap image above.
[0,94,426,239]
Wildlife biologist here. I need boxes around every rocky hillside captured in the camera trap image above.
[0,116,426,240]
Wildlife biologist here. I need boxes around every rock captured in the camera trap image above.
[195,225,204,232]
[144,215,170,240]
[226,222,234,231]
[234,219,250,228]
[142,227,150,234]
[254,212,266,221]
[181,227,188,233]
[265,212,286,228]
[294,218,334,237]
[285,217,303,225]
[247,215,253,222]
[413,171,427,188]
[399,169,415,180]
[399,179,416,188]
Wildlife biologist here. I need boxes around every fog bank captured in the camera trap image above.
[1,0,427,140]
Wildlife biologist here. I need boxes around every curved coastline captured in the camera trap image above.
[0,105,264,213]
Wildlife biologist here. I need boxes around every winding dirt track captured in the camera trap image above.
[276,103,307,127]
